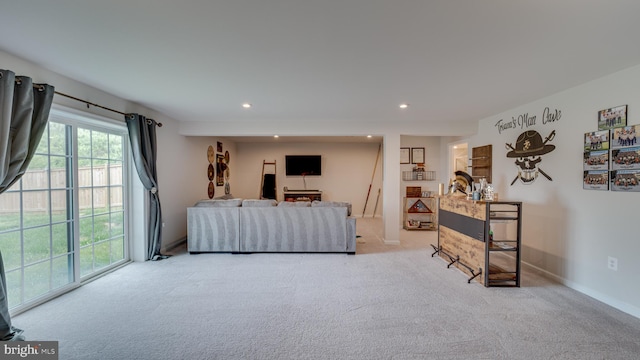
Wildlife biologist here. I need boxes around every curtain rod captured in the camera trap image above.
[54,91,163,127]
[26,84,162,127]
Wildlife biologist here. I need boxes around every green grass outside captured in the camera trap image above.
[0,208,125,309]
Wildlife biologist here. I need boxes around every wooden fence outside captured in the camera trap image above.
[0,164,123,213]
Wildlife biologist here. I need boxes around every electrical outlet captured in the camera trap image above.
[608,256,618,271]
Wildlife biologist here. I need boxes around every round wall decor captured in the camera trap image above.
[208,164,214,181]
[208,181,215,199]
[207,145,215,163]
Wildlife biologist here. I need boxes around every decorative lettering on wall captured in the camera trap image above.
[495,107,561,134]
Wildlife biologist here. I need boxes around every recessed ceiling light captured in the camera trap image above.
[242,103,252,108]
[399,103,409,109]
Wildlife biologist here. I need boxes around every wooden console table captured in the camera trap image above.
[433,196,522,287]
[283,191,322,202]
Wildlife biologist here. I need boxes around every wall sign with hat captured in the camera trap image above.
[506,130,556,185]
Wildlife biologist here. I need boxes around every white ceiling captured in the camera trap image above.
[2,1,640,135]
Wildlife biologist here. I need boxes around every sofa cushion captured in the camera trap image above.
[311,200,352,216]
[194,198,243,207]
[213,194,236,200]
[242,199,277,207]
[278,201,311,207]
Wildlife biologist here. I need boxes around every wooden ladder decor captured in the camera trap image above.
[260,160,277,200]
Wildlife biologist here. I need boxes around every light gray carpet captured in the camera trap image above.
[13,221,640,359]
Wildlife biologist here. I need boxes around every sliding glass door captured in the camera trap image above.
[0,108,129,312]
[77,127,126,276]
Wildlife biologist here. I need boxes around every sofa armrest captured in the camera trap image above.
[346,217,357,254]
[187,207,240,252]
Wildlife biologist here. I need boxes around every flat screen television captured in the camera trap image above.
[285,155,322,176]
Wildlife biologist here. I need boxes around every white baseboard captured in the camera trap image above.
[521,260,640,320]
[164,237,187,252]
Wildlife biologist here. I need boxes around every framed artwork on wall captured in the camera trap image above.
[411,147,425,164]
[610,170,640,192]
[583,170,609,191]
[216,154,225,186]
[584,130,610,151]
[400,148,410,164]
[611,147,640,171]
[583,150,609,171]
[611,125,638,149]
[598,105,627,130]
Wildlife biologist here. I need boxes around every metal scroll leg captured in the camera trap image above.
[430,244,440,257]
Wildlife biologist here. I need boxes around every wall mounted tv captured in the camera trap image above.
[285,155,322,176]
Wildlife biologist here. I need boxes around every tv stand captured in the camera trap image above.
[283,190,322,202]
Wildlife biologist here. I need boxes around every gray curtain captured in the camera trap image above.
[126,114,168,261]
[0,69,55,341]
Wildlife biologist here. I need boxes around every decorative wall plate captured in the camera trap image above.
[207,145,215,163]
[224,150,230,164]
[208,181,215,199]
[208,164,214,181]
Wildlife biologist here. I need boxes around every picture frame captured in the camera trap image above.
[611,125,639,149]
[400,148,410,164]
[217,141,223,153]
[411,147,425,164]
[610,169,640,192]
[584,130,610,151]
[611,146,640,170]
[583,150,609,171]
[583,170,609,191]
[598,105,627,130]
[216,154,225,186]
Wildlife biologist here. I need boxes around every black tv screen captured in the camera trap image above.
[285,155,322,176]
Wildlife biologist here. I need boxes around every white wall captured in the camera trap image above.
[233,141,382,217]
[467,64,640,318]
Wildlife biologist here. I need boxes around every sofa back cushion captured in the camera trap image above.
[194,198,243,207]
[278,201,311,207]
[311,200,352,216]
[242,199,277,207]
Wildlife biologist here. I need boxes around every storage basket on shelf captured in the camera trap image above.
[402,171,436,181]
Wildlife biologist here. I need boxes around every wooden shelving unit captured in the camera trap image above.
[403,197,437,231]
[469,144,492,183]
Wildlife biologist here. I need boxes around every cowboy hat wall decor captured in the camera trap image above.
[506,130,556,185]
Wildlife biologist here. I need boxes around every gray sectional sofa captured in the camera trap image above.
[187,199,356,254]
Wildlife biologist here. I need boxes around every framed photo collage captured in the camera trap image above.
[584,105,640,192]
